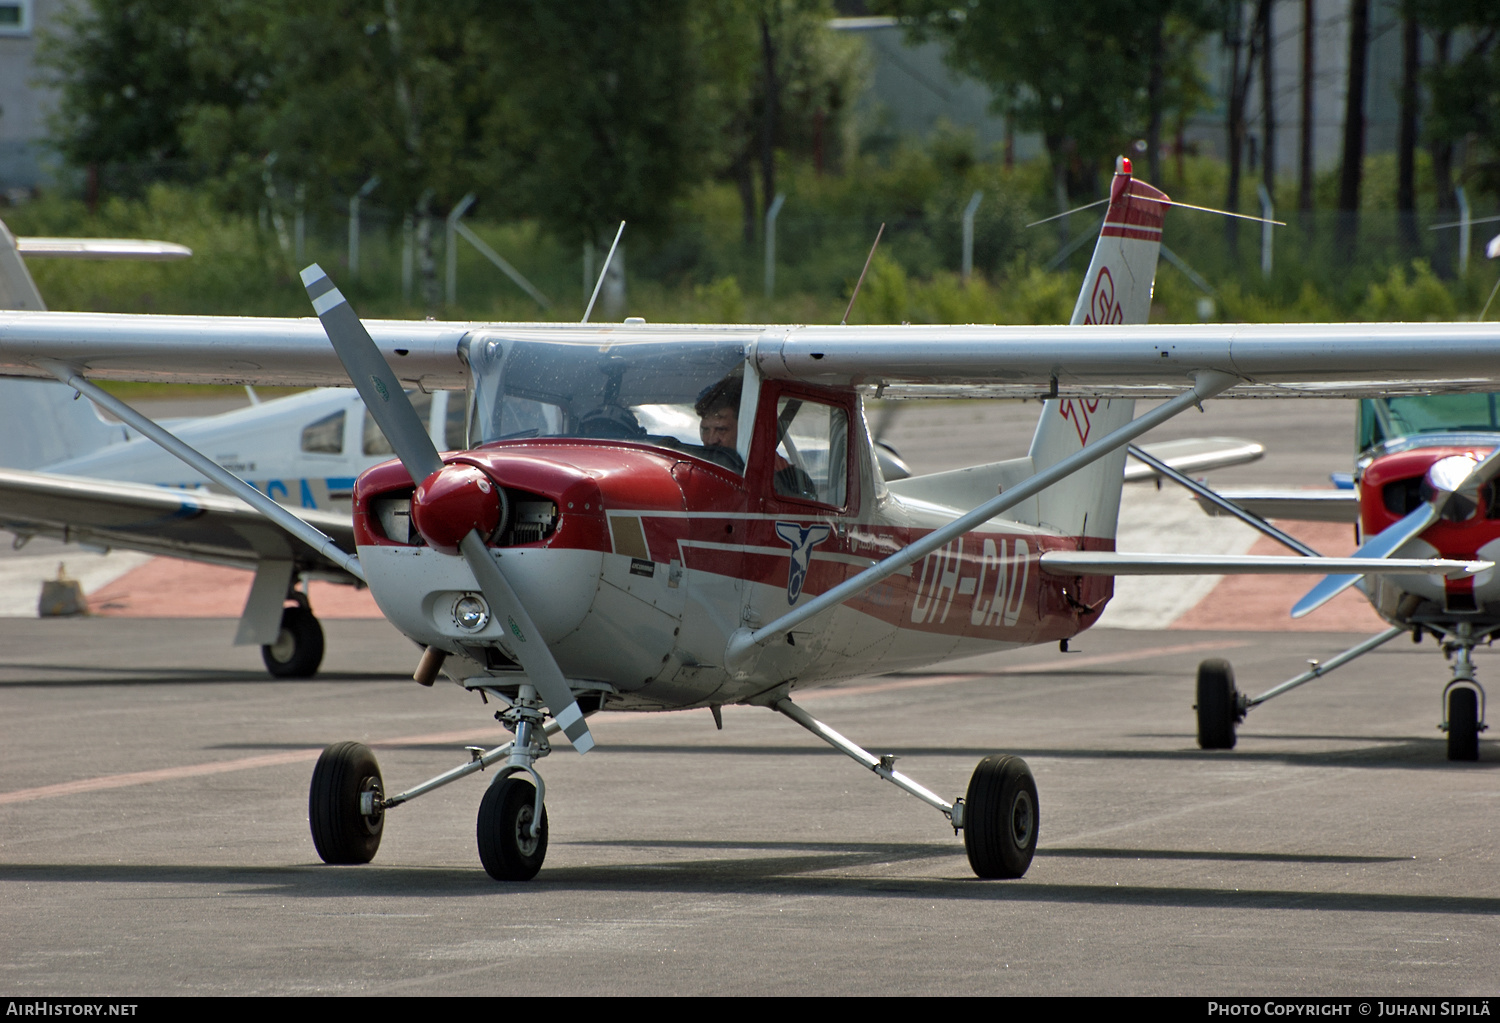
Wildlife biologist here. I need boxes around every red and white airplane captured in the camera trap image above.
[1183,369,1500,762]
[2,159,1497,881]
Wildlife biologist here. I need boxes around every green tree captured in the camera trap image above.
[691,0,866,245]
[878,0,1215,205]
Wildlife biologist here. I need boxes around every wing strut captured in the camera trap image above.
[1124,442,1319,557]
[724,369,1239,674]
[33,359,365,583]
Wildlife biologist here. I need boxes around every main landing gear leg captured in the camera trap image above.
[770,698,1037,879]
[1441,624,1487,762]
[1195,626,1407,750]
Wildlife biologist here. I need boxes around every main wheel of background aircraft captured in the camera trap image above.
[1448,686,1480,762]
[963,754,1038,879]
[262,605,325,678]
[477,775,549,881]
[309,741,384,865]
[1196,659,1240,750]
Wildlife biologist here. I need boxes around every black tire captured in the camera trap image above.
[477,776,548,881]
[963,754,1039,879]
[1196,659,1239,750]
[1448,687,1480,762]
[309,741,384,864]
[262,605,325,678]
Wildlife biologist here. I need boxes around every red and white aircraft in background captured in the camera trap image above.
[1,159,1496,881]
[1182,239,1500,761]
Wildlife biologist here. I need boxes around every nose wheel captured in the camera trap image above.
[477,775,549,881]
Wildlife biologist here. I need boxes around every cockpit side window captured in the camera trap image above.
[773,398,848,507]
[300,410,346,455]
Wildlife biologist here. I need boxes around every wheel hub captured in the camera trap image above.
[268,628,296,663]
[1010,789,1035,848]
[513,803,539,856]
[358,775,385,834]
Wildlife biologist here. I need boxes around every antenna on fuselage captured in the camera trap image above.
[582,221,626,324]
[841,222,886,326]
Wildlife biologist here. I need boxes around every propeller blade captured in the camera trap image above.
[300,264,443,482]
[301,263,594,754]
[459,532,594,753]
[1291,503,1440,618]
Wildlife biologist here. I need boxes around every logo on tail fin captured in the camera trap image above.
[1084,267,1123,325]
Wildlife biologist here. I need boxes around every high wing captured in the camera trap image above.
[0,465,358,574]
[3,314,1500,397]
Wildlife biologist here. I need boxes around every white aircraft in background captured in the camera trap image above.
[0,220,463,675]
[0,159,1494,884]
[0,210,1260,680]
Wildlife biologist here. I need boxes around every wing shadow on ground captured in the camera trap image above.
[1,856,1491,914]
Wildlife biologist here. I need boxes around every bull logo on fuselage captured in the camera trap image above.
[775,521,832,604]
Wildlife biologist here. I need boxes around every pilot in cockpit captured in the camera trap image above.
[694,378,741,453]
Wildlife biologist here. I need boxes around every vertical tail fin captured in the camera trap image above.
[0,220,128,469]
[1027,157,1169,541]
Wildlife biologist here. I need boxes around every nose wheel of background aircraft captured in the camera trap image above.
[1195,659,1244,750]
[1445,685,1482,762]
[262,604,325,678]
[477,775,549,881]
[309,741,384,864]
[963,754,1039,879]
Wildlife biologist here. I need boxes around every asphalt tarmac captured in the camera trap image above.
[2,617,1496,995]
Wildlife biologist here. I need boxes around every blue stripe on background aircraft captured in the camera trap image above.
[4,159,1496,881]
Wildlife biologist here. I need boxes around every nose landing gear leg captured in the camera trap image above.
[1442,625,1486,762]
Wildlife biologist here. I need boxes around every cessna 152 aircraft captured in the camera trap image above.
[0,215,1254,680]
[1172,234,1500,762]
[1,159,1497,881]
[1182,373,1500,764]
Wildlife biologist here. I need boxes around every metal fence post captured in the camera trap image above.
[348,176,379,277]
[1257,183,1274,279]
[446,192,477,306]
[1457,186,1471,277]
[764,193,786,300]
[961,190,983,281]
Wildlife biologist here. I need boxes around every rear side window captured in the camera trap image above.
[300,410,345,454]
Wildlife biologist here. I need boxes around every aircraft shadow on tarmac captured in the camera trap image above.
[1,858,1495,916]
[196,737,1495,766]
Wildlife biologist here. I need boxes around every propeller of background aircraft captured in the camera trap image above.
[300,264,595,754]
[1292,446,1500,617]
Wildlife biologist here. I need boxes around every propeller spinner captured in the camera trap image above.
[300,264,595,753]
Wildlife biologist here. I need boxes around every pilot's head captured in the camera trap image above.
[695,379,742,449]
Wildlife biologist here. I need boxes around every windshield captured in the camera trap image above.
[1359,395,1500,452]
[465,334,753,474]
